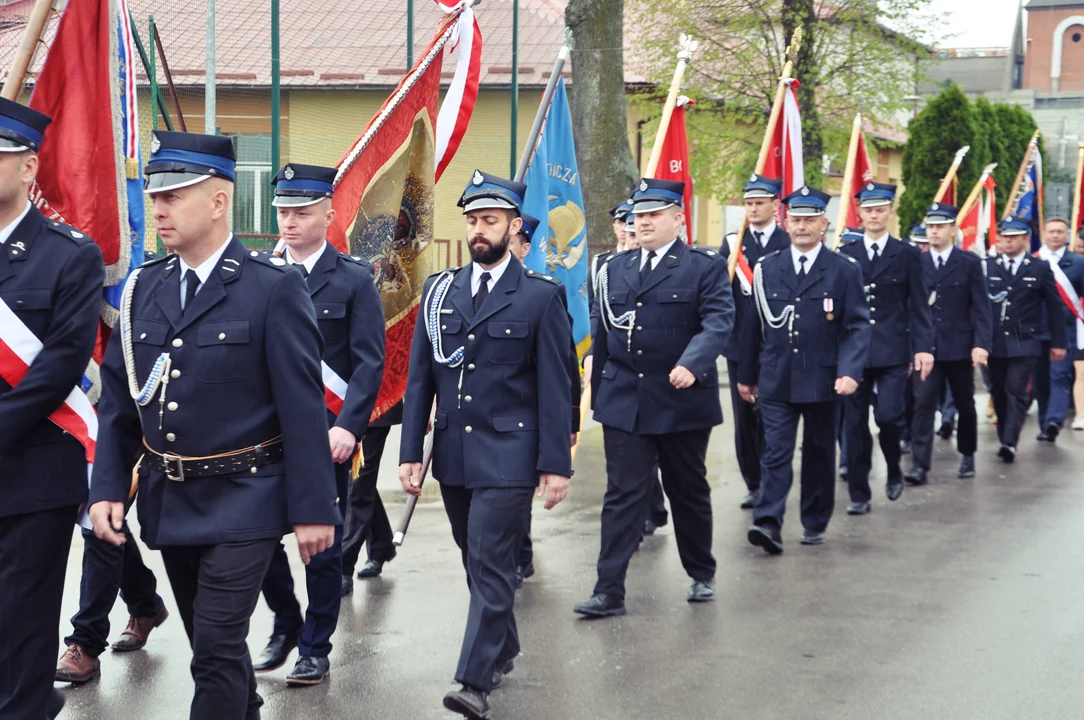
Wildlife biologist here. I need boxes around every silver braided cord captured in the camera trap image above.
[121,268,171,408]
[982,257,1010,322]
[752,260,795,336]
[424,270,465,368]
[596,261,636,350]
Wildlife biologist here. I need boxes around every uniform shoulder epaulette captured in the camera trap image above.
[46,220,94,246]
[525,268,560,284]
[842,253,858,263]
[138,253,173,269]
[689,245,720,258]
[247,249,291,271]
[839,236,859,245]
[340,252,372,266]
[428,266,461,280]
[759,249,783,263]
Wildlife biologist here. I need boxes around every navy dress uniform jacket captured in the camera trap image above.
[985,255,1067,357]
[737,248,870,403]
[0,207,104,517]
[718,225,790,361]
[923,249,992,362]
[400,255,574,488]
[590,240,734,434]
[293,243,385,437]
[839,235,934,367]
[89,236,341,548]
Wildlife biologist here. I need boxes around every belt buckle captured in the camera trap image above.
[163,453,185,482]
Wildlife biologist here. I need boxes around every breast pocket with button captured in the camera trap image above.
[657,288,694,326]
[487,321,529,364]
[314,302,347,343]
[132,319,170,380]
[196,319,251,382]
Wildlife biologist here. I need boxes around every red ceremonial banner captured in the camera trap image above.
[844,132,874,230]
[655,97,695,244]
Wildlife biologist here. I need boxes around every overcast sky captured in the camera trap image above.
[927,0,1024,48]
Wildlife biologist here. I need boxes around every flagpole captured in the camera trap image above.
[1,0,54,101]
[1072,143,1084,231]
[958,163,998,220]
[513,32,572,183]
[933,145,969,203]
[831,112,862,250]
[729,28,803,280]
[1002,129,1041,220]
[644,34,698,177]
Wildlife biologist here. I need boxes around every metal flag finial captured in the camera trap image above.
[678,33,698,62]
[785,27,804,64]
[955,145,970,164]
[564,27,574,51]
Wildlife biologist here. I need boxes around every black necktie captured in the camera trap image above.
[797,255,807,282]
[753,231,763,247]
[182,269,200,312]
[870,243,880,262]
[474,271,491,312]
[937,255,945,272]
[640,250,657,285]
[295,263,309,278]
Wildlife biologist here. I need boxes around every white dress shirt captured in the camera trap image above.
[0,201,33,245]
[750,221,777,248]
[471,252,512,296]
[640,238,679,272]
[791,242,822,275]
[1003,251,1026,276]
[285,241,328,275]
[863,232,889,262]
[931,245,953,269]
[1039,245,1066,263]
[179,233,233,307]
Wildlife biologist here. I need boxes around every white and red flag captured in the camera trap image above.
[760,79,804,224]
[432,0,482,182]
[1038,247,1084,350]
[959,172,997,254]
[655,96,695,244]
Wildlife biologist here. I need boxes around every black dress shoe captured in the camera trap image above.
[286,655,330,686]
[904,467,928,486]
[1036,429,1052,442]
[642,518,658,536]
[515,562,534,588]
[687,579,715,603]
[958,455,976,478]
[886,480,904,501]
[899,439,912,454]
[997,445,1016,463]
[747,524,783,555]
[847,502,871,515]
[739,490,760,510]
[800,531,826,545]
[491,657,514,689]
[651,512,669,528]
[937,420,955,439]
[839,465,848,481]
[573,593,627,618]
[1046,422,1061,442]
[340,576,353,597]
[443,686,490,719]
[253,627,302,673]
[46,689,65,720]
[357,558,385,578]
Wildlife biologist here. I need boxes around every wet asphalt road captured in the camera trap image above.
[53,395,1084,720]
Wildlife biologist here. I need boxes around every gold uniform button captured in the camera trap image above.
[170,369,181,379]
[165,433,176,442]
[167,402,178,411]
[172,338,183,348]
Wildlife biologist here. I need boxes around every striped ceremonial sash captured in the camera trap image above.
[322,362,348,415]
[1037,251,1084,350]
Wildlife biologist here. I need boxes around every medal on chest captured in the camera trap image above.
[824,297,834,321]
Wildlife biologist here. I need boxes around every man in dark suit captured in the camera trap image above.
[399,170,573,719]
[719,174,791,509]
[986,217,1067,462]
[88,131,340,720]
[254,164,385,686]
[0,98,104,720]
[738,186,870,553]
[575,177,733,617]
[838,182,934,514]
[1034,217,1084,442]
[904,203,992,485]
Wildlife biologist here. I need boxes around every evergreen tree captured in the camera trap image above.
[972,98,1008,209]
[992,103,1040,215]
[899,83,977,234]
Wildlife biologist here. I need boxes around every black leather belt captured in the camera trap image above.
[142,437,284,482]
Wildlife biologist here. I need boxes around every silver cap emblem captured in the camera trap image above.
[472,170,484,186]
[150,135,161,154]
[284,165,295,180]
[639,180,648,192]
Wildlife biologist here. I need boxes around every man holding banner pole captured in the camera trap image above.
[0,98,104,720]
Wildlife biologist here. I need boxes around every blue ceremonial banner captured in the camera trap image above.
[523,78,590,357]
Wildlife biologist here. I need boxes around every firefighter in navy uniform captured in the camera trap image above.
[0,98,104,720]
[88,131,340,720]
[719,174,791,509]
[737,186,870,553]
[837,182,934,514]
[904,203,992,485]
[985,216,1067,462]
[255,164,385,685]
[399,170,573,720]
[575,178,734,618]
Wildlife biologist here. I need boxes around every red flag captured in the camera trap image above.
[959,173,997,253]
[844,131,874,230]
[761,79,804,223]
[29,0,123,279]
[328,24,447,420]
[655,96,694,244]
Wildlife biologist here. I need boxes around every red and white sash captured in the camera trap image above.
[1037,250,1084,350]
[727,234,754,296]
[322,362,348,415]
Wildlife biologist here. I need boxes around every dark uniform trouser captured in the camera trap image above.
[66,522,165,656]
[911,359,977,470]
[440,484,533,694]
[594,426,716,599]
[989,356,1038,449]
[341,425,396,577]
[846,364,910,503]
[161,539,278,720]
[1035,341,1075,428]
[0,505,77,720]
[753,400,836,532]
[262,463,347,655]
[727,359,762,491]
